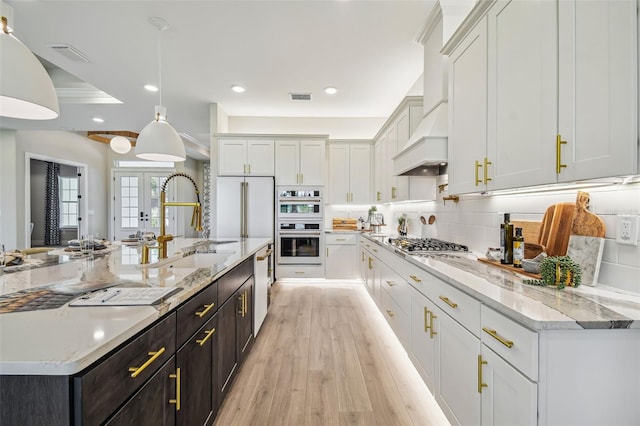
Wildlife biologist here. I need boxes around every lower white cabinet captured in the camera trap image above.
[325,233,358,279]
[409,286,439,392]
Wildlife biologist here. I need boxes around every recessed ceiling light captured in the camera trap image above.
[92,117,104,123]
[324,86,338,95]
[144,84,159,92]
[231,85,245,93]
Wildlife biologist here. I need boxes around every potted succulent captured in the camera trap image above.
[523,255,582,289]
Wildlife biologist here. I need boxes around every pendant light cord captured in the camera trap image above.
[157,26,163,113]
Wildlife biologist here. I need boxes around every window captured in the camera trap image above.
[59,177,78,227]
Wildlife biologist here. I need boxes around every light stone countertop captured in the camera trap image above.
[0,237,271,375]
[362,234,640,331]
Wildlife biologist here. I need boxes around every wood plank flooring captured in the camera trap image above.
[214,282,450,426]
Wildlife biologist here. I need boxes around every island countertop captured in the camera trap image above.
[0,237,271,376]
[361,234,640,331]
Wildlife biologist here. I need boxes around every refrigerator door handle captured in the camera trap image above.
[243,181,249,238]
[240,181,245,238]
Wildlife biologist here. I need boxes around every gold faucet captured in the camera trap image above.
[141,172,203,264]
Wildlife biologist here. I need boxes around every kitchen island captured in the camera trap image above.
[360,233,640,426]
[0,237,271,425]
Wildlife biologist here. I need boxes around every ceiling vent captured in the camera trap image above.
[289,93,312,101]
[48,44,92,63]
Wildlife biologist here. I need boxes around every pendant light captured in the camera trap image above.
[135,17,185,162]
[0,16,59,120]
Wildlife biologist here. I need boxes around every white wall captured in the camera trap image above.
[0,129,18,249]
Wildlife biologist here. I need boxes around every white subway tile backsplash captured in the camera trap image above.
[598,262,640,294]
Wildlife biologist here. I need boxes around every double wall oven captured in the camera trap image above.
[276,188,323,265]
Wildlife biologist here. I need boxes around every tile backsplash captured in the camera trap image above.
[326,181,640,294]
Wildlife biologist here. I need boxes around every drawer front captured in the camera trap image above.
[379,261,411,315]
[481,305,538,380]
[76,313,176,425]
[326,233,357,245]
[276,264,325,279]
[176,281,218,348]
[393,257,435,297]
[431,277,481,338]
[380,288,410,350]
[218,256,253,304]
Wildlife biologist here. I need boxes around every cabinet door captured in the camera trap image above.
[237,277,254,365]
[218,139,247,176]
[436,309,481,426]
[480,345,537,426]
[409,286,439,392]
[217,297,238,400]
[326,243,357,279]
[393,111,410,201]
[275,140,300,185]
[247,139,275,176]
[176,316,217,426]
[299,140,325,185]
[448,18,489,194]
[349,144,372,204]
[328,144,350,204]
[487,0,557,190]
[558,0,638,181]
[374,139,385,203]
[106,358,177,426]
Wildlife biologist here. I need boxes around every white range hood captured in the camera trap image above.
[393,101,448,176]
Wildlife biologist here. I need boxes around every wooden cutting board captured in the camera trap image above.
[571,191,606,237]
[540,202,576,256]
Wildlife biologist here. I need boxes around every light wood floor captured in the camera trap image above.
[214,281,450,426]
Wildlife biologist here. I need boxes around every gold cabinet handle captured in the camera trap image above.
[244,291,248,316]
[238,293,244,316]
[361,252,365,262]
[336,238,346,241]
[327,247,329,257]
[386,280,396,286]
[256,248,273,261]
[439,296,458,309]
[386,309,395,318]
[169,367,181,411]
[195,303,215,318]
[368,257,373,270]
[409,275,422,283]
[483,157,492,184]
[391,186,397,199]
[429,311,437,339]
[482,327,514,348]
[350,192,353,202]
[128,347,166,378]
[475,160,482,186]
[376,191,381,201]
[424,307,429,332]
[477,355,488,393]
[196,328,216,346]
[556,134,567,174]
[248,164,251,175]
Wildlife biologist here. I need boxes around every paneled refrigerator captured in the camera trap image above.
[215,176,274,239]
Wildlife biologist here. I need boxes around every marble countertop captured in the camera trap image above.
[362,234,640,331]
[0,237,271,375]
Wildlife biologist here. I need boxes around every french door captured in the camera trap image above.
[113,171,176,240]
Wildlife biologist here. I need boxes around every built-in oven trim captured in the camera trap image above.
[276,220,324,265]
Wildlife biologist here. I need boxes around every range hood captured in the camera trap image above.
[393,101,448,176]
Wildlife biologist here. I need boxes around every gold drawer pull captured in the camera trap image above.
[169,367,181,411]
[482,327,514,348]
[336,238,346,241]
[409,275,422,283]
[386,280,396,287]
[477,355,488,393]
[386,309,395,318]
[429,311,437,339]
[556,134,567,174]
[256,249,273,261]
[128,347,166,378]
[439,296,458,309]
[196,328,216,346]
[424,307,429,332]
[195,303,215,318]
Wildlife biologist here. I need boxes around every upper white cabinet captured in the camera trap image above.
[445,0,638,194]
[218,139,275,176]
[327,143,372,204]
[275,139,325,186]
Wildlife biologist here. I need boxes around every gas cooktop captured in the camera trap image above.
[388,237,469,254]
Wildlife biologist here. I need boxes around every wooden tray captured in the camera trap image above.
[477,258,541,279]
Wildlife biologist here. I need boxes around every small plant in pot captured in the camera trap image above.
[523,255,582,289]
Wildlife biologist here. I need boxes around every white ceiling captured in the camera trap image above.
[1,0,433,157]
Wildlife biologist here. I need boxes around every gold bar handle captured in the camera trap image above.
[128,347,166,378]
[556,134,567,174]
[482,327,514,348]
[409,275,422,283]
[238,293,244,316]
[195,303,215,318]
[327,247,329,257]
[429,311,437,339]
[361,252,365,262]
[300,173,303,184]
[243,291,248,316]
[376,191,381,201]
[386,309,395,318]
[368,257,373,270]
[386,280,396,287]
[391,186,397,199]
[196,328,216,346]
[248,164,251,174]
[256,249,273,261]
[483,157,492,184]
[475,160,482,186]
[439,296,458,309]
[169,367,181,411]
[477,355,488,393]
[424,307,429,332]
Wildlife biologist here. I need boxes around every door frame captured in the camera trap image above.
[24,152,89,249]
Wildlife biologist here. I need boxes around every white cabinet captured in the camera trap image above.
[275,139,325,186]
[218,139,275,176]
[325,233,358,280]
[445,0,638,194]
[409,284,439,392]
[374,140,384,203]
[327,143,372,204]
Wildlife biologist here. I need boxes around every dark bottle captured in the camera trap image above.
[513,227,524,268]
[500,213,514,264]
